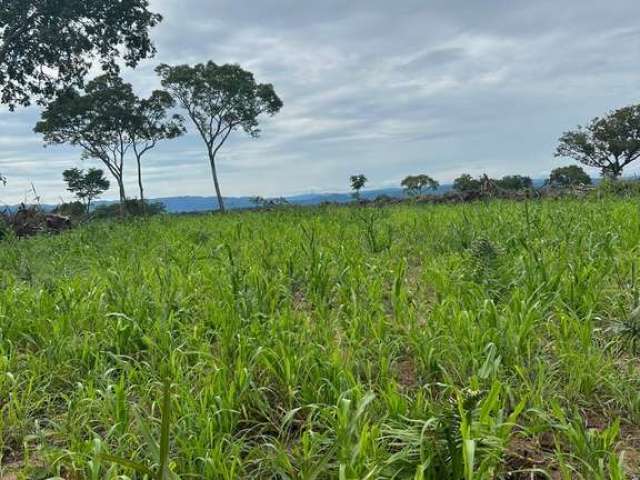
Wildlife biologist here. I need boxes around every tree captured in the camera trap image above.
[401,174,439,196]
[548,165,592,187]
[555,104,640,179]
[350,174,367,200]
[35,74,138,214]
[62,167,110,213]
[156,62,283,212]
[0,0,161,109]
[495,175,533,191]
[453,174,481,193]
[129,90,185,212]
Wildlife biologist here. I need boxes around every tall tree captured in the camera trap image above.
[62,167,110,213]
[129,91,185,211]
[350,174,367,200]
[0,0,161,109]
[34,74,138,213]
[156,62,283,212]
[555,104,640,179]
[401,174,439,196]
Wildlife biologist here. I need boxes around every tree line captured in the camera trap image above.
[348,103,640,199]
[349,164,594,200]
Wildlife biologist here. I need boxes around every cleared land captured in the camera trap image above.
[0,200,639,479]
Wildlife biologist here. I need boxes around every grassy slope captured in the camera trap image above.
[0,199,639,479]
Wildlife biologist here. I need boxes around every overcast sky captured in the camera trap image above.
[1,0,639,204]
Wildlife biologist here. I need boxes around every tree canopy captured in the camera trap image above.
[157,61,283,212]
[34,74,139,208]
[495,175,533,191]
[350,174,367,199]
[555,104,640,179]
[62,167,110,213]
[452,174,481,193]
[0,0,161,109]
[129,90,185,208]
[401,174,439,196]
[548,165,592,187]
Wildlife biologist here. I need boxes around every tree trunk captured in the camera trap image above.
[117,178,127,217]
[208,150,225,213]
[136,155,146,216]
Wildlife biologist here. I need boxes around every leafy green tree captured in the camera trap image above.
[129,90,185,211]
[156,62,283,212]
[350,174,367,200]
[35,74,138,213]
[62,167,110,213]
[453,174,481,193]
[495,175,533,191]
[548,165,592,187]
[0,0,161,109]
[555,104,640,179]
[401,174,439,196]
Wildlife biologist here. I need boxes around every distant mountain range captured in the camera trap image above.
[4,179,555,214]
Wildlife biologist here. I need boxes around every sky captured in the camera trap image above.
[1,0,639,204]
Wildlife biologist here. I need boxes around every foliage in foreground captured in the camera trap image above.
[0,199,639,478]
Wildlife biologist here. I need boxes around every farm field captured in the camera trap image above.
[1,199,639,479]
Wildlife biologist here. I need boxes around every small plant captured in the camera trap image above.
[357,209,393,253]
[101,379,178,479]
[551,409,625,479]
[610,304,640,352]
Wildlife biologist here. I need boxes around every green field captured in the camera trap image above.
[1,199,639,479]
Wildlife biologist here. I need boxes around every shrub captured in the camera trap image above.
[52,201,86,220]
[596,178,640,197]
[92,199,166,219]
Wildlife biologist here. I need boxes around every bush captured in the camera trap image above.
[0,217,9,241]
[92,199,166,219]
[548,165,592,187]
[52,201,86,220]
[596,178,640,197]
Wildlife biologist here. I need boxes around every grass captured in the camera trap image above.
[0,198,639,479]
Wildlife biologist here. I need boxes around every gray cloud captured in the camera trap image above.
[1,0,639,204]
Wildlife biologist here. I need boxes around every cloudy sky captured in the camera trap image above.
[1,0,639,204]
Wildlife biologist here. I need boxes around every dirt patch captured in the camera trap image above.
[504,432,558,479]
[395,357,418,389]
